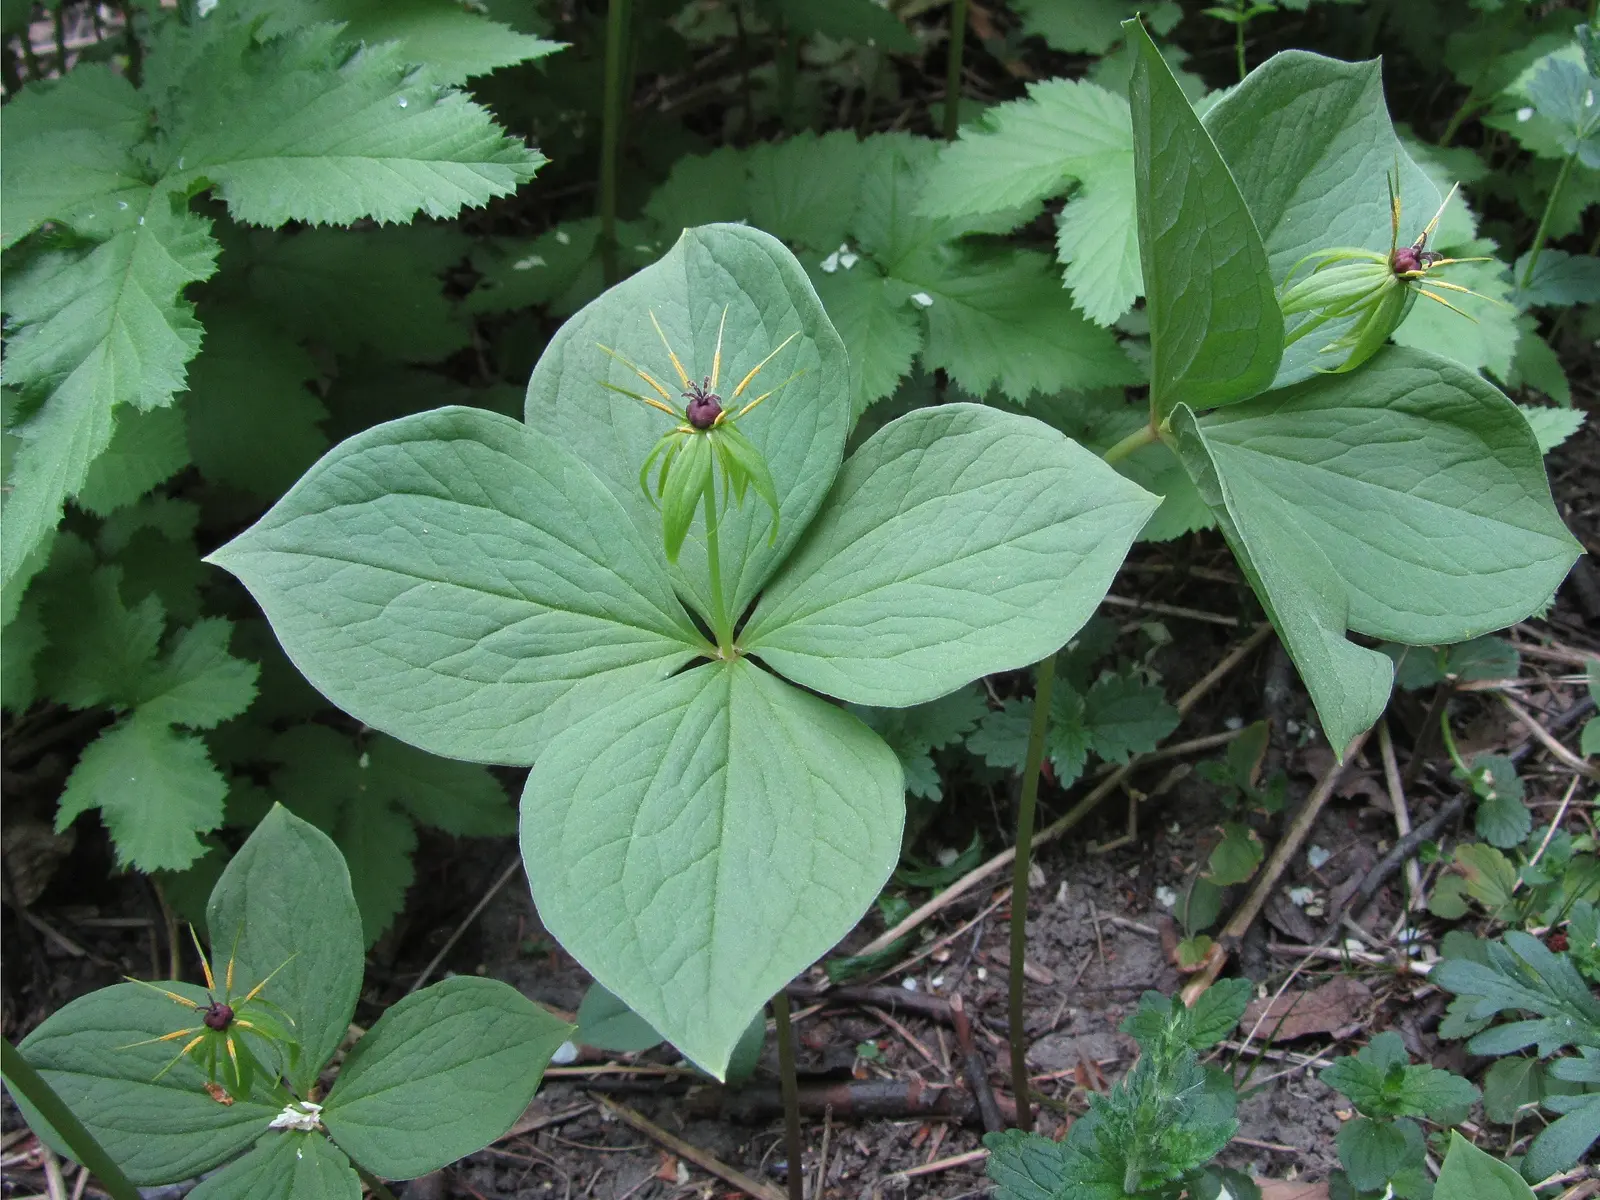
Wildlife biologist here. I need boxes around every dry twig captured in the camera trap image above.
[593,1095,785,1200]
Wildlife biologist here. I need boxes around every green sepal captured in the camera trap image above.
[639,430,684,506]
[1279,258,1392,318]
[713,423,781,546]
[661,433,714,562]
[1317,284,1416,375]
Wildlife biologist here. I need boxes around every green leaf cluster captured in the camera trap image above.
[14,807,571,1196]
[985,981,1256,1200]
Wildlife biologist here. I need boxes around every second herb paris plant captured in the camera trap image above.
[207,223,1160,1077]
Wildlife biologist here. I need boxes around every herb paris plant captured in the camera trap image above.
[10,806,570,1197]
[207,224,1160,1078]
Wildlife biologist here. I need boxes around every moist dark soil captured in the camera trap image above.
[6,411,1595,1200]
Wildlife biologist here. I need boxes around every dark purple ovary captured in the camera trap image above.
[685,381,723,429]
[203,1002,235,1031]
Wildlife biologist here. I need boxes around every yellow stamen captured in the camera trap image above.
[1417,289,1479,321]
[1417,183,1459,245]
[731,332,799,400]
[124,977,202,1010]
[238,953,297,1006]
[649,311,692,388]
[190,926,217,994]
[597,344,676,404]
[118,1025,202,1050]
[734,369,807,419]
[710,307,728,391]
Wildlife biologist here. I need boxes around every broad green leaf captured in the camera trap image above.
[1202,51,1440,389]
[207,806,365,1095]
[183,310,329,500]
[808,265,922,416]
[186,1133,359,1200]
[56,714,228,871]
[263,0,563,85]
[1525,53,1600,167]
[746,131,868,253]
[1206,822,1263,886]
[919,79,1140,326]
[743,405,1157,706]
[1513,248,1600,307]
[524,223,852,624]
[0,65,149,249]
[1126,19,1280,417]
[207,407,703,766]
[1171,403,1392,753]
[576,983,664,1052]
[1191,349,1580,644]
[16,983,278,1184]
[1519,404,1586,453]
[164,26,544,227]
[894,248,1140,402]
[324,976,571,1178]
[1526,1091,1600,1180]
[522,659,903,1078]
[74,403,190,518]
[0,196,219,592]
[1435,1131,1538,1200]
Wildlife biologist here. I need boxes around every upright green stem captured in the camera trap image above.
[598,0,631,285]
[1521,151,1577,290]
[2,1040,141,1200]
[772,992,805,1200]
[702,478,732,652]
[1234,14,1246,82]
[1102,420,1158,466]
[943,0,968,140]
[1008,651,1056,1133]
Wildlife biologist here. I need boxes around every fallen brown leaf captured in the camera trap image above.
[1240,975,1372,1042]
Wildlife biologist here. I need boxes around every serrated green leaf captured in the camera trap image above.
[983,1128,1071,1200]
[1482,1056,1544,1123]
[367,736,513,837]
[524,223,852,625]
[522,659,903,1079]
[1,197,219,591]
[1011,0,1146,54]
[16,982,279,1185]
[1206,822,1264,886]
[643,148,750,244]
[56,713,228,871]
[183,309,328,500]
[37,564,164,710]
[1513,248,1600,307]
[808,264,922,416]
[1203,51,1441,390]
[919,79,1140,326]
[899,248,1140,402]
[207,806,365,1095]
[1471,755,1532,849]
[1127,19,1280,417]
[207,407,703,766]
[1082,670,1179,762]
[744,405,1157,706]
[73,403,190,518]
[1335,1116,1425,1193]
[775,0,916,52]
[746,131,868,253]
[1,591,47,713]
[186,1132,359,1200]
[324,976,570,1178]
[0,66,150,249]
[265,0,563,85]
[1435,929,1600,1057]
[161,25,543,228]
[967,699,1032,771]
[241,225,473,361]
[1519,404,1586,453]
[136,619,260,730]
[1526,53,1600,166]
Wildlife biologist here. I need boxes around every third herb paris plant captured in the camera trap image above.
[206,223,1160,1077]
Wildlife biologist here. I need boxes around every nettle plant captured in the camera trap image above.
[12,805,569,1197]
[206,222,1159,1075]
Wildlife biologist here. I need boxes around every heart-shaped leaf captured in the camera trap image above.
[742,404,1157,706]
[323,976,571,1179]
[207,407,704,765]
[524,223,852,625]
[521,658,903,1078]
[1202,50,1440,389]
[1125,18,1281,418]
